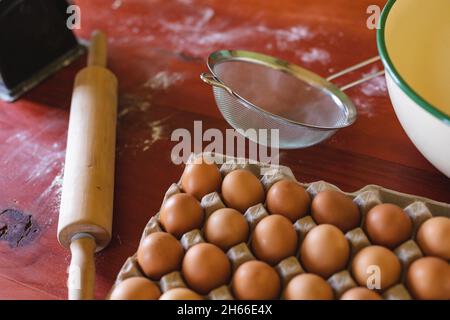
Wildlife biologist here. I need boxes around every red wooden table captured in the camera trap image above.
[0,0,448,299]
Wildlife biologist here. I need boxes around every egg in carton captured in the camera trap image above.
[110,153,450,300]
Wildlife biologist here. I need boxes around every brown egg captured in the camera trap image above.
[137,232,184,280]
[181,157,222,200]
[204,208,249,251]
[160,193,204,238]
[182,243,231,294]
[251,215,298,265]
[364,203,412,249]
[416,217,450,260]
[221,169,265,213]
[340,287,383,300]
[266,179,310,222]
[351,245,401,290]
[406,257,450,300]
[311,190,360,232]
[109,277,161,300]
[159,288,203,300]
[232,260,280,300]
[284,273,334,300]
[300,224,350,278]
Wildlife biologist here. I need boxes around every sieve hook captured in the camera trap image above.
[201,72,234,95]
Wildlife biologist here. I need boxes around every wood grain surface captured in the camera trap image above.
[0,0,448,299]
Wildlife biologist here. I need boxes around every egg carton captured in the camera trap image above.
[109,153,450,300]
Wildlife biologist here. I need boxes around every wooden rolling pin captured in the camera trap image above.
[58,31,118,300]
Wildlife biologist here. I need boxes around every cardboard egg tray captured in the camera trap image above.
[110,153,450,300]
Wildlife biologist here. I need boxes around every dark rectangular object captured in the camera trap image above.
[0,0,85,101]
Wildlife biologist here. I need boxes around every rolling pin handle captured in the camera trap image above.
[67,233,97,300]
[87,30,108,68]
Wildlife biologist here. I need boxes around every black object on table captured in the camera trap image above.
[0,0,84,102]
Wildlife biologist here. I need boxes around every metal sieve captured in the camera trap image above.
[201,50,383,149]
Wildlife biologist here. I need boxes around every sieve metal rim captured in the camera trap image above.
[202,50,358,131]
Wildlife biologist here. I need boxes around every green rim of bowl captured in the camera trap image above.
[377,0,450,125]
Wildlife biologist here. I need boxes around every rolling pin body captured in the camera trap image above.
[58,65,117,250]
[58,32,118,299]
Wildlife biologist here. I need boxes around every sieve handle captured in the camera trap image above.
[326,56,385,91]
[200,73,234,95]
[339,70,385,91]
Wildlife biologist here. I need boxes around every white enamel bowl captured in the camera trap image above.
[377,0,450,177]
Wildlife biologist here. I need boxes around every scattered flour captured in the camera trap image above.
[3,124,66,216]
[353,72,387,118]
[159,7,215,32]
[352,96,377,118]
[175,24,315,51]
[4,130,65,186]
[117,70,184,121]
[141,116,173,152]
[39,166,64,212]
[157,5,317,57]
[270,26,314,50]
[361,67,388,97]
[117,95,151,119]
[111,0,122,10]
[44,168,64,196]
[298,48,331,65]
[194,8,215,29]
[107,2,325,64]
[116,234,123,245]
[143,71,185,90]
[116,90,174,154]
